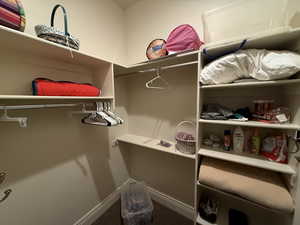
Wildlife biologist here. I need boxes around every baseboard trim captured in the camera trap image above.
[73,179,130,225]
[74,178,194,225]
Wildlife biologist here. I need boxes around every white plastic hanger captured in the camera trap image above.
[146,67,169,90]
[103,102,124,125]
[96,102,118,126]
[0,109,27,128]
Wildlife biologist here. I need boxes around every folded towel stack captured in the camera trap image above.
[0,0,25,31]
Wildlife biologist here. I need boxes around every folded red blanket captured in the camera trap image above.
[32,78,101,97]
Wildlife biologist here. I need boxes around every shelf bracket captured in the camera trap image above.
[0,109,27,128]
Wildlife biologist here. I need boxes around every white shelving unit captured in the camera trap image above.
[195,27,300,225]
[117,134,195,160]
[0,25,115,105]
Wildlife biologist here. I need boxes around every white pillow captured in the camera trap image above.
[200,49,300,85]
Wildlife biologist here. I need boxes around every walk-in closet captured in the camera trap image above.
[0,0,300,225]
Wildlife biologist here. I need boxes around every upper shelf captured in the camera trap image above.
[202,27,300,62]
[115,27,300,76]
[0,25,111,68]
[114,50,200,76]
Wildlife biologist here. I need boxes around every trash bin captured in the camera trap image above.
[121,182,154,225]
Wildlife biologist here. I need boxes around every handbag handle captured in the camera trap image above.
[50,4,69,37]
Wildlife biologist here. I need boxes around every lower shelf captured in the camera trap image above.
[117,134,195,160]
[197,183,283,214]
[198,148,295,175]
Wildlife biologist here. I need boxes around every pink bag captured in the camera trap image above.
[166,24,204,53]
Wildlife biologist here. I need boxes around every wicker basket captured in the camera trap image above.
[175,121,196,155]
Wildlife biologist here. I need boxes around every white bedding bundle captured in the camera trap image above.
[200,49,300,85]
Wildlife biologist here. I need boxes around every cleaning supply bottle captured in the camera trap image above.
[224,130,231,151]
[233,126,244,153]
[251,128,261,154]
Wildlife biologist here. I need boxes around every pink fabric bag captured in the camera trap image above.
[166,24,204,53]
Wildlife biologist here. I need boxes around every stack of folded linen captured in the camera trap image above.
[0,0,25,31]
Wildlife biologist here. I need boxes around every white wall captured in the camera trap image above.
[124,0,300,64]
[23,0,126,64]
[118,65,197,206]
[0,1,130,225]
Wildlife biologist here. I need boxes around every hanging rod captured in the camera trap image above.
[0,102,106,110]
[0,103,79,110]
[117,60,198,79]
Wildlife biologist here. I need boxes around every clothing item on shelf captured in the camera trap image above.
[0,0,26,31]
[198,157,294,213]
[201,104,249,121]
[200,49,300,85]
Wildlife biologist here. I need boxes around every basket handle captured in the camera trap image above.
[175,121,196,134]
[50,4,69,37]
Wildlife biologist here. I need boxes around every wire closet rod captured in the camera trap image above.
[117,60,198,78]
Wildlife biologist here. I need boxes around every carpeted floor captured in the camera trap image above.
[92,200,193,225]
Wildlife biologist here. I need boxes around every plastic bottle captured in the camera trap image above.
[233,126,244,153]
[224,130,231,151]
[251,128,261,154]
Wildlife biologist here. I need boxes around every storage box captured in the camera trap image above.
[202,0,290,44]
[121,182,153,225]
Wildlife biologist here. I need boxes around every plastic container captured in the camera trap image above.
[233,126,244,153]
[121,182,154,225]
[224,130,231,151]
[251,128,261,155]
[202,0,289,44]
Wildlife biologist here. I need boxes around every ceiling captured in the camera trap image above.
[114,0,141,9]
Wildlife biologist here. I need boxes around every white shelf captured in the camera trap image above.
[197,183,282,213]
[198,148,295,175]
[117,134,195,160]
[202,27,300,62]
[197,214,217,225]
[200,78,300,89]
[0,25,111,68]
[199,119,300,130]
[114,50,199,76]
[0,95,114,100]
